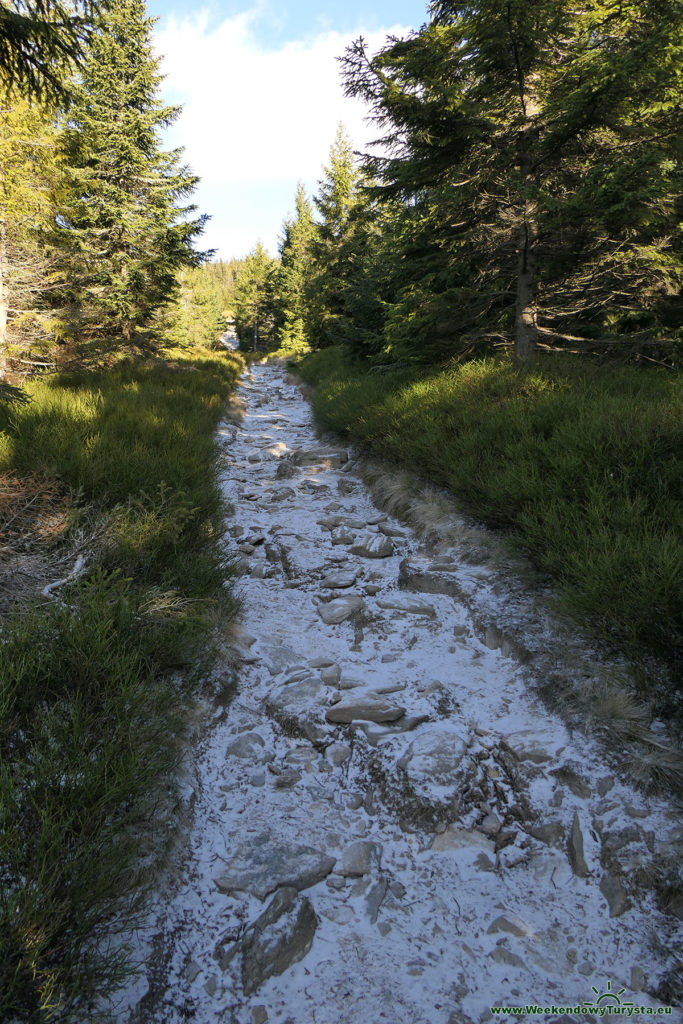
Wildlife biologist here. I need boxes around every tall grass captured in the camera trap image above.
[0,349,243,1021]
[297,349,682,684]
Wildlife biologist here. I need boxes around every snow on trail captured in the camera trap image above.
[121,361,682,1024]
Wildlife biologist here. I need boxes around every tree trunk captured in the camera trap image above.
[514,215,537,359]
[0,217,8,376]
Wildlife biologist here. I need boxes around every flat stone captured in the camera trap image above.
[261,644,301,676]
[326,742,352,766]
[530,822,565,847]
[505,731,554,765]
[318,595,364,624]
[553,765,592,799]
[309,656,335,668]
[268,677,326,715]
[353,715,431,746]
[215,835,335,900]
[225,732,274,764]
[567,812,590,878]
[320,663,341,686]
[378,523,404,538]
[349,533,394,559]
[487,914,529,938]
[488,948,527,970]
[321,567,360,589]
[274,769,301,789]
[600,872,631,917]
[431,826,495,855]
[398,729,468,788]
[365,877,388,923]
[337,841,382,877]
[398,558,466,600]
[376,595,436,617]
[240,887,317,996]
[331,527,355,545]
[326,698,406,725]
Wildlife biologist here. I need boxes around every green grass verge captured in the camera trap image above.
[0,348,243,1021]
[296,348,683,686]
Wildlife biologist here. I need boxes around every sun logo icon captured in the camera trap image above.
[586,980,634,1008]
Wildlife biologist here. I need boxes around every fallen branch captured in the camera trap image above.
[42,555,87,604]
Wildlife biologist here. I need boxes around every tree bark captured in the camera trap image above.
[514,213,537,359]
[0,217,8,376]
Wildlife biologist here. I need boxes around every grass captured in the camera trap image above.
[0,346,243,1022]
[295,348,683,690]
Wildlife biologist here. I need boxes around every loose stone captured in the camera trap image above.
[318,595,364,624]
[337,841,382,877]
[567,812,590,878]
[215,834,336,899]
[240,887,317,996]
[326,698,406,724]
[349,533,394,558]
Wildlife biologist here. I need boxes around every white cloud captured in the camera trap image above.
[153,7,409,257]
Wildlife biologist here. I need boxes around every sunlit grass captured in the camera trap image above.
[0,346,243,1021]
[297,348,683,681]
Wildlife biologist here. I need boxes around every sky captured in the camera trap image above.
[146,0,430,259]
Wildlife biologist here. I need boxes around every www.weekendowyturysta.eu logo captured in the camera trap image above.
[490,979,674,1017]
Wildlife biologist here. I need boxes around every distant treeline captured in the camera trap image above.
[234,0,682,367]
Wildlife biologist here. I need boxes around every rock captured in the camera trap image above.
[630,967,646,992]
[309,656,335,668]
[261,644,300,676]
[398,558,466,600]
[398,729,468,788]
[283,668,313,684]
[376,595,436,617]
[487,914,529,938]
[252,1007,268,1024]
[326,742,351,766]
[250,771,265,787]
[215,835,336,899]
[596,776,615,797]
[567,812,590,878]
[530,849,574,887]
[365,877,388,923]
[378,523,404,538]
[600,872,631,917]
[552,766,591,799]
[480,813,503,837]
[488,947,527,970]
[318,595,364,624]
[320,663,341,686]
[326,698,406,724]
[530,822,565,847]
[331,527,355,545]
[267,677,326,716]
[505,731,553,764]
[431,826,495,855]
[274,769,301,789]
[337,841,382,877]
[226,732,273,764]
[269,487,296,503]
[349,533,394,559]
[346,793,364,810]
[321,568,359,589]
[240,887,317,996]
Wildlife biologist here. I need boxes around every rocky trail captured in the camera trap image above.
[119,361,682,1024]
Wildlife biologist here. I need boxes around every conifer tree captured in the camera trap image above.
[273,183,315,352]
[308,125,367,348]
[232,243,276,351]
[342,0,683,361]
[58,0,207,350]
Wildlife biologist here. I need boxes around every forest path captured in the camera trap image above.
[122,361,681,1024]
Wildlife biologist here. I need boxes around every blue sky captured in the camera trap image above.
[147,1,429,259]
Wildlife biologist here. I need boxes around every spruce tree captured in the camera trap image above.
[342,0,683,362]
[308,125,367,348]
[232,243,276,351]
[273,183,315,352]
[59,0,207,351]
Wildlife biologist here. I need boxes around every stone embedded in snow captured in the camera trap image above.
[320,663,341,686]
[376,595,436,617]
[240,887,317,995]
[600,872,631,917]
[378,523,405,538]
[505,730,554,764]
[488,947,527,970]
[365,877,388,923]
[317,595,364,624]
[349,533,394,559]
[261,644,300,676]
[337,841,382,877]
[352,714,431,747]
[266,442,288,457]
[479,813,503,837]
[225,732,273,764]
[330,526,355,545]
[215,835,336,900]
[326,742,352,766]
[309,656,335,668]
[269,487,296,503]
[326,698,406,725]
[398,558,466,600]
[398,729,468,788]
[268,677,326,711]
[292,447,347,468]
[567,812,590,878]
[430,826,495,855]
[487,913,530,938]
[530,822,565,847]
[320,568,359,590]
